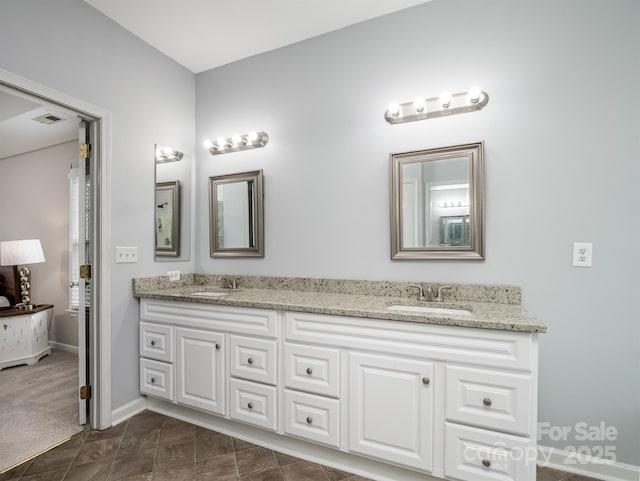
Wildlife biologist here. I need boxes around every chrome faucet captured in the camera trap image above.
[409,284,452,302]
[218,276,238,289]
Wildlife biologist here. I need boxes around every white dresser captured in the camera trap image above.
[0,305,52,371]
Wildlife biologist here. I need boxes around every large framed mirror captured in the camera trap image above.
[390,142,484,260]
[209,170,264,258]
[155,144,193,261]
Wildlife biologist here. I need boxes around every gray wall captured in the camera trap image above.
[195,0,640,465]
[0,141,78,348]
[0,0,196,409]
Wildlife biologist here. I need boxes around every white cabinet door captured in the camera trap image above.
[349,352,433,473]
[176,327,225,415]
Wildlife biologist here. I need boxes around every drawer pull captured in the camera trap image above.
[422,377,430,385]
[215,343,220,350]
[483,397,492,406]
[248,357,254,365]
[306,416,313,424]
[248,402,254,409]
[306,368,313,375]
[150,340,156,346]
[150,377,156,384]
[482,459,491,467]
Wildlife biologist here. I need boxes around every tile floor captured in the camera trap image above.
[0,410,603,481]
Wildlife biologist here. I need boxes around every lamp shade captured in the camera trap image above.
[0,239,46,266]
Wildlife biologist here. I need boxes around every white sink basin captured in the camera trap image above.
[190,291,228,298]
[387,305,472,316]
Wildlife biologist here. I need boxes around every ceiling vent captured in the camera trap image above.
[32,113,67,125]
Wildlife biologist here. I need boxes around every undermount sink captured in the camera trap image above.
[189,291,229,298]
[386,305,472,316]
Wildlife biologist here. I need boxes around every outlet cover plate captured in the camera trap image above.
[572,242,592,267]
[167,270,180,281]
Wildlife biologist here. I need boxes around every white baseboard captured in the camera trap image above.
[49,341,78,354]
[538,445,640,481]
[110,397,147,426]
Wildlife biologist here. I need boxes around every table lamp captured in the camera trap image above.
[0,239,46,310]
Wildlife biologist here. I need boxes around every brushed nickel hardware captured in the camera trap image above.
[215,343,220,350]
[69,281,79,288]
[205,131,269,156]
[409,285,452,302]
[422,377,430,385]
[248,402,254,409]
[150,340,156,346]
[150,377,156,384]
[483,397,492,406]
[482,459,491,467]
[306,368,313,375]
[218,276,238,289]
[80,385,91,400]
[247,357,254,365]
[306,417,313,424]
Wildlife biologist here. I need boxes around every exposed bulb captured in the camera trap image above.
[468,86,482,104]
[413,97,426,113]
[440,91,452,108]
[231,133,242,146]
[216,137,227,149]
[247,131,259,143]
[161,146,173,156]
[203,139,214,149]
[387,102,400,117]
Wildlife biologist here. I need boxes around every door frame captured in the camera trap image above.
[0,67,112,430]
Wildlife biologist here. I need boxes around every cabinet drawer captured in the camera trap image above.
[229,378,277,431]
[284,343,340,397]
[140,358,174,401]
[229,335,277,385]
[284,390,340,448]
[444,423,534,481]
[446,365,531,436]
[140,322,173,362]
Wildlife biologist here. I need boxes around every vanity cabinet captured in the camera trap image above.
[139,299,538,481]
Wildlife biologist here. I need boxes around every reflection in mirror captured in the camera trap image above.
[209,170,264,257]
[154,144,192,261]
[391,142,484,260]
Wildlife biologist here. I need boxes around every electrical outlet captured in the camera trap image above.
[572,242,592,267]
[167,270,180,281]
[115,246,138,263]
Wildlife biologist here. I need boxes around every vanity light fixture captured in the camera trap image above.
[204,131,269,156]
[155,145,183,163]
[385,86,489,124]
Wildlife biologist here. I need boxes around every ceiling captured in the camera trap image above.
[1,1,433,159]
[83,0,433,73]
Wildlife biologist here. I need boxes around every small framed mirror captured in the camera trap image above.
[155,180,180,257]
[390,142,484,260]
[209,170,264,258]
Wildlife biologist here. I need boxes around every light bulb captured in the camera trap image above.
[440,91,452,108]
[216,137,227,149]
[231,134,242,146]
[203,139,214,149]
[247,131,258,143]
[387,102,400,117]
[413,97,426,113]
[161,146,173,156]
[468,86,482,104]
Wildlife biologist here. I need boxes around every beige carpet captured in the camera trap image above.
[0,349,84,472]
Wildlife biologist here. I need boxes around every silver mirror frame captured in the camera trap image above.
[209,170,264,258]
[155,180,181,257]
[390,142,484,260]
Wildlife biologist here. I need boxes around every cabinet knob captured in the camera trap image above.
[306,416,313,424]
[483,397,492,406]
[422,377,430,385]
[215,343,220,350]
[150,340,156,346]
[248,402,254,409]
[306,368,313,375]
[150,377,156,384]
[482,459,491,467]
[248,357,254,365]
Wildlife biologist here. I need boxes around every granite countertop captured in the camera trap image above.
[133,276,546,333]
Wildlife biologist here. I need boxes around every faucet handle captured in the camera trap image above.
[409,284,424,301]
[436,285,452,301]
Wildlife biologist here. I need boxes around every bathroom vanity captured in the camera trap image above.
[0,304,52,371]
[134,277,545,481]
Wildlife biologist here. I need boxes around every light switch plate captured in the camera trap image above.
[115,246,138,263]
